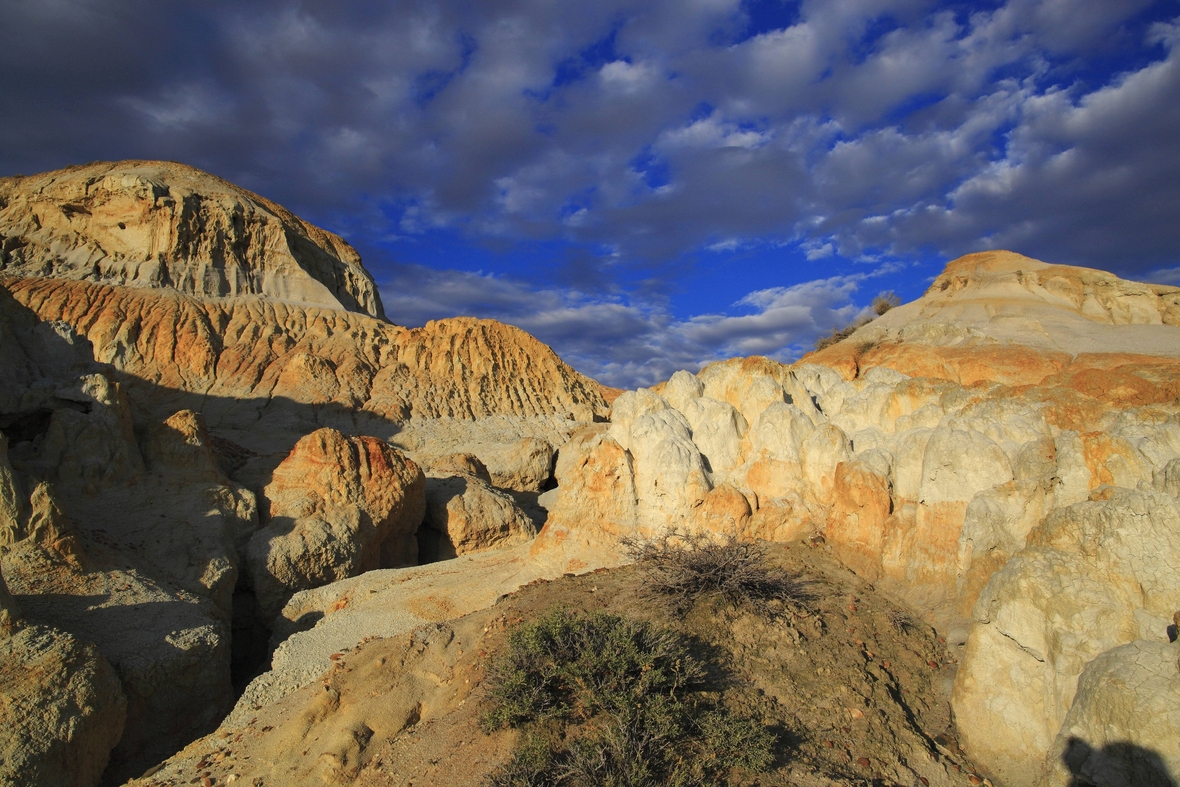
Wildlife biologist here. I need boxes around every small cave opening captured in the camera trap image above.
[0,408,55,445]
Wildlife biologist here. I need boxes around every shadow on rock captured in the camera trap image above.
[1063,737,1177,787]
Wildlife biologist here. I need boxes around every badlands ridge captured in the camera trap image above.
[1,161,1178,787]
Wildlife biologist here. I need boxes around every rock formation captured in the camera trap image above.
[0,564,127,787]
[421,471,537,561]
[246,428,425,622]
[0,161,384,317]
[536,250,1180,786]
[0,162,611,786]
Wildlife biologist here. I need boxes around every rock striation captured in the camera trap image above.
[536,250,1180,786]
[1,276,608,450]
[0,161,384,318]
[0,161,612,786]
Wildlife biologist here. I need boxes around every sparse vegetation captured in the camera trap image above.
[872,290,901,315]
[482,608,775,787]
[813,290,901,351]
[621,529,811,617]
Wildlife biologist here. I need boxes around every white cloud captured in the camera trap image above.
[379,264,874,387]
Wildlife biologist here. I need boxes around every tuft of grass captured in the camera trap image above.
[621,529,811,617]
[814,290,901,351]
[872,290,901,316]
[481,608,775,787]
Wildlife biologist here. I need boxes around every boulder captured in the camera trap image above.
[422,453,492,484]
[471,437,556,492]
[952,489,1180,787]
[0,563,126,787]
[246,428,426,622]
[421,474,537,560]
[1041,640,1180,787]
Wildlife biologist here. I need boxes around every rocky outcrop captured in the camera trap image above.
[0,282,256,782]
[0,160,384,318]
[951,488,1180,787]
[534,251,1180,784]
[1042,640,1180,787]
[246,428,425,622]
[0,564,127,787]
[808,250,1180,384]
[2,276,609,445]
[421,473,537,561]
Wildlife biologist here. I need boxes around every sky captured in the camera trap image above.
[2,0,1179,387]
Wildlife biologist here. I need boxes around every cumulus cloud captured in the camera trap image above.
[380,264,870,387]
[2,0,1177,385]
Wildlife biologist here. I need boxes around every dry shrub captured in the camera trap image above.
[872,290,901,315]
[621,529,811,617]
[814,290,901,351]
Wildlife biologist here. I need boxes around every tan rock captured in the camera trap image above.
[246,429,426,622]
[1040,640,1180,787]
[465,436,556,492]
[0,160,384,317]
[952,489,1180,787]
[2,539,232,783]
[531,425,636,573]
[0,562,127,787]
[421,474,536,560]
[3,276,610,443]
[422,453,492,484]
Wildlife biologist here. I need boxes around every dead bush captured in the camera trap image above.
[621,530,811,617]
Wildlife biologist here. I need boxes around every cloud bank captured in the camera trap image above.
[2,0,1177,385]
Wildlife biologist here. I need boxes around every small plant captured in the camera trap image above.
[482,608,775,787]
[814,291,901,351]
[886,606,915,634]
[621,529,811,617]
[872,290,901,315]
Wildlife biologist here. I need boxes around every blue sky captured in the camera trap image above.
[2,0,1179,387]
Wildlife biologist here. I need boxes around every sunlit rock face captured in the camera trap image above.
[535,250,1180,787]
[0,160,385,318]
[0,161,614,786]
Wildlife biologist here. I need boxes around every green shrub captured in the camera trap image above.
[482,609,775,787]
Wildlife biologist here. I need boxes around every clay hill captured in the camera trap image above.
[1,163,1177,787]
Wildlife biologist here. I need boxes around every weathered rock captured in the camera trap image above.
[952,489,1180,787]
[422,452,492,484]
[421,474,536,560]
[0,161,384,318]
[246,428,426,622]
[1040,640,1180,787]
[0,562,126,787]
[3,276,610,444]
[462,436,556,492]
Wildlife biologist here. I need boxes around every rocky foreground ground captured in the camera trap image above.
[1,161,1178,787]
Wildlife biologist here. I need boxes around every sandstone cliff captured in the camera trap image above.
[0,162,612,787]
[0,161,384,318]
[534,251,1180,787]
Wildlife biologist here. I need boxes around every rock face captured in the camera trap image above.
[536,251,1180,785]
[0,293,253,782]
[1,276,609,449]
[1042,640,1180,787]
[952,488,1180,786]
[246,428,425,622]
[0,564,127,787]
[0,161,384,318]
[421,473,537,561]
